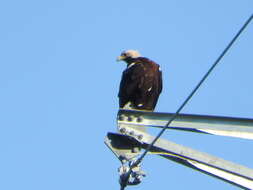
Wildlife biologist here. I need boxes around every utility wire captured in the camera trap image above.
[132,14,253,168]
[114,15,253,189]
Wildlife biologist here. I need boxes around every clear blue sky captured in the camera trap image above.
[0,0,253,189]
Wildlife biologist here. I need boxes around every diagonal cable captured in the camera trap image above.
[131,13,253,169]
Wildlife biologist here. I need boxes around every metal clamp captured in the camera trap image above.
[118,160,146,189]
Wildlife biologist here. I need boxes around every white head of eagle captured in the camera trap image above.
[117,50,162,111]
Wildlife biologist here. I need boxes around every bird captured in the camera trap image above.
[117,50,162,111]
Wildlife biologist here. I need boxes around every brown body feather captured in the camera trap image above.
[118,57,162,111]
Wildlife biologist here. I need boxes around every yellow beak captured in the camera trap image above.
[117,55,125,61]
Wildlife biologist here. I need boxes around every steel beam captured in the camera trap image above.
[118,125,253,189]
[118,109,253,140]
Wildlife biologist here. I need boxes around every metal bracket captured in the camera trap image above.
[105,110,253,189]
[105,132,146,189]
[104,132,142,163]
[118,109,253,140]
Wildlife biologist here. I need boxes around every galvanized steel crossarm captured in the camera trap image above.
[121,126,253,189]
[118,109,253,140]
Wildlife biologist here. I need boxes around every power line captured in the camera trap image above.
[121,13,253,190]
[133,14,253,167]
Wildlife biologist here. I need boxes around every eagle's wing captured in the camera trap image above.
[118,63,145,108]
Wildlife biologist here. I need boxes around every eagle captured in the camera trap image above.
[117,50,162,111]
